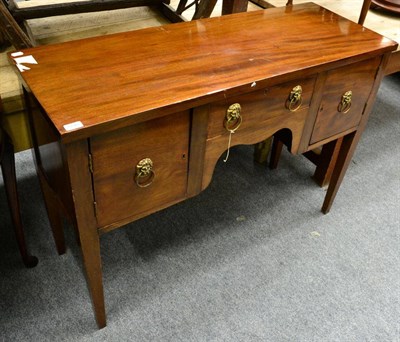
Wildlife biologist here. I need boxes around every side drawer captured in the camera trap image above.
[90,111,190,228]
[310,57,381,144]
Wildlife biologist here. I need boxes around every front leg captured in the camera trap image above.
[65,140,106,328]
[322,132,358,214]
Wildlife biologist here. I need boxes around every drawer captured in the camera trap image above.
[310,57,381,144]
[207,77,316,142]
[90,111,190,228]
[200,78,316,190]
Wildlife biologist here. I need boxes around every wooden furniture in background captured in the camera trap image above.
[9,3,397,328]
[1,0,249,41]
[360,0,400,25]
[1,96,38,268]
[359,0,400,75]
[0,0,32,49]
[2,0,217,31]
[371,0,400,14]
[0,2,38,268]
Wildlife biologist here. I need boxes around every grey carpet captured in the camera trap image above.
[0,73,399,341]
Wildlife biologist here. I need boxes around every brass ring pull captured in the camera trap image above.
[286,85,303,112]
[338,90,352,113]
[224,103,242,133]
[134,158,155,188]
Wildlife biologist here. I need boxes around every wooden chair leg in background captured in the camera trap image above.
[221,0,247,15]
[1,130,38,268]
[359,0,372,24]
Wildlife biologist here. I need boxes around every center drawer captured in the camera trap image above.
[90,111,190,228]
[207,77,316,142]
[199,77,316,190]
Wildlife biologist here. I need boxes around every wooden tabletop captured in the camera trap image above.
[9,2,397,142]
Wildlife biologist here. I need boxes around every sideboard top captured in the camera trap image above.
[10,2,397,141]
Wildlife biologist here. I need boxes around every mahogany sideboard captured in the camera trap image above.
[9,3,397,328]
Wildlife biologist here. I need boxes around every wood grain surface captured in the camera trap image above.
[10,3,397,142]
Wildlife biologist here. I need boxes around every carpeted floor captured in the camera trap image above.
[0,73,399,341]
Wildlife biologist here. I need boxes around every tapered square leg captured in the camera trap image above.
[36,170,66,255]
[322,132,357,214]
[312,138,343,188]
[269,135,284,170]
[65,140,106,328]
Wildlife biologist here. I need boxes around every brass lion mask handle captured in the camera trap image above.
[222,103,243,163]
[338,90,352,113]
[286,85,303,112]
[224,103,242,133]
[134,158,155,188]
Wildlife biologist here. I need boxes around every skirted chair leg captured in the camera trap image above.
[1,129,38,268]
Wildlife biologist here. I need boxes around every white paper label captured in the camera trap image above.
[14,55,38,65]
[13,54,38,72]
[63,121,84,131]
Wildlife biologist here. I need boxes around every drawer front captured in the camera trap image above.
[207,77,316,140]
[91,111,190,228]
[200,77,316,191]
[310,57,380,144]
